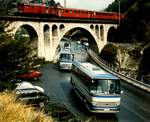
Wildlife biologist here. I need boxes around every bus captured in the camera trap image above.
[71,61,123,113]
[58,49,74,70]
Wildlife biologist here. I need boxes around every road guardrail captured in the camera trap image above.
[87,49,150,93]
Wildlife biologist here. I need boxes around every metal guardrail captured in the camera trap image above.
[87,49,150,93]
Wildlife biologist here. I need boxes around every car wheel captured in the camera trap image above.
[39,102,45,108]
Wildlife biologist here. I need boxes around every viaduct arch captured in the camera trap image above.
[7,21,118,61]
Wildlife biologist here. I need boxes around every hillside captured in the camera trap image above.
[102,0,150,82]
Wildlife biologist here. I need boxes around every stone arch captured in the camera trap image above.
[107,26,117,42]
[59,24,65,34]
[100,25,104,41]
[52,24,58,36]
[14,24,38,53]
[90,24,94,31]
[95,25,99,39]
[58,25,99,53]
[43,24,50,44]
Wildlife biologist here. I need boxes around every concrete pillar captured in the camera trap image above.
[38,23,45,58]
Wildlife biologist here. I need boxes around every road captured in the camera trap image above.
[32,63,150,122]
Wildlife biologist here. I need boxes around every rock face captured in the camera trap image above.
[112,43,143,78]
[116,46,139,71]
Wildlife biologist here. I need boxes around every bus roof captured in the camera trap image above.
[60,48,73,54]
[73,62,119,80]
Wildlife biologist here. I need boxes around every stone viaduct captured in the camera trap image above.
[6,18,118,61]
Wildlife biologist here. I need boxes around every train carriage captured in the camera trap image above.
[16,2,124,21]
[56,7,92,19]
[17,3,46,14]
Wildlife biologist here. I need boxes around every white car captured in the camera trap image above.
[15,88,49,108]
[15,82,44,93]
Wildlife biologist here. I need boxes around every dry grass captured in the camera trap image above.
[0,92,54,122]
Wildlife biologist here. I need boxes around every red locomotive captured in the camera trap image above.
[17,3,124,21]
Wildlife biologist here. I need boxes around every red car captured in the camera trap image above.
[16,70,42,80]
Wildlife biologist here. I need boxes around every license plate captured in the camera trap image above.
[104,108,110,111]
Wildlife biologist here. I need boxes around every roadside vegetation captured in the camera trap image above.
[0,1,53,122]
[0,92,53,122]
[0,1,79,122]
[101,0,150,83]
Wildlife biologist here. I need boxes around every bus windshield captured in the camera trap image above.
[60,53,73,62]
[89,79,121,95]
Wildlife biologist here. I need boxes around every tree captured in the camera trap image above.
[0,0,17,16]
[139,45,150,83]
[139,45,150,75]
[99,44,118,65]
[105,0,136,13]
[0,34,32,81]
[0,0,33,82]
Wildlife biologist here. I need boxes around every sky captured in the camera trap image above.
[54,0,115,11]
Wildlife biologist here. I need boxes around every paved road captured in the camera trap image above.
[31,63,150,122]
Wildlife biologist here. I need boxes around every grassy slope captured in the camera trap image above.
[0,92,54,122]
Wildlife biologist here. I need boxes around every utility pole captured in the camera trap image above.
[64,0,66,8]
[118,0,120,24]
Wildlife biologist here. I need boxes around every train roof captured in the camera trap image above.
[17,2,121,15]
[73,62,119,80]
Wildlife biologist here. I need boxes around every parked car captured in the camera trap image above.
[15,88,49,108]
[15,81,44,93]
[16,70,42,80]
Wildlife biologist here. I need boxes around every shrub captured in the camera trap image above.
[0,92,54,122]
[100,44,118,65]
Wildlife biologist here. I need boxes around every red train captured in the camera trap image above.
[17,3,124,21]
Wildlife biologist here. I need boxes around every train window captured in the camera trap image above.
[74,10,77,13]
[69,10,72,13]
[65,10,68,13]
[86,12,88,14]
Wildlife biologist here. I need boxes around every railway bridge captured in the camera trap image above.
[3,16,119,61]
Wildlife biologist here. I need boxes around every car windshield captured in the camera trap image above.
[89,79,121,95]
[15,88,41,94]
[64,43,71,49]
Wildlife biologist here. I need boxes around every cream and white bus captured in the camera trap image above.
[58,49,74,70]
[71,61,122,113]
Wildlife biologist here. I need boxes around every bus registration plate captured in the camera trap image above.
[104,108,110,111]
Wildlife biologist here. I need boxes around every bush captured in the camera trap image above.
[100,44,118,65]
[0,92,54,122]
[128,47,142,59]
[139,45,150,75]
